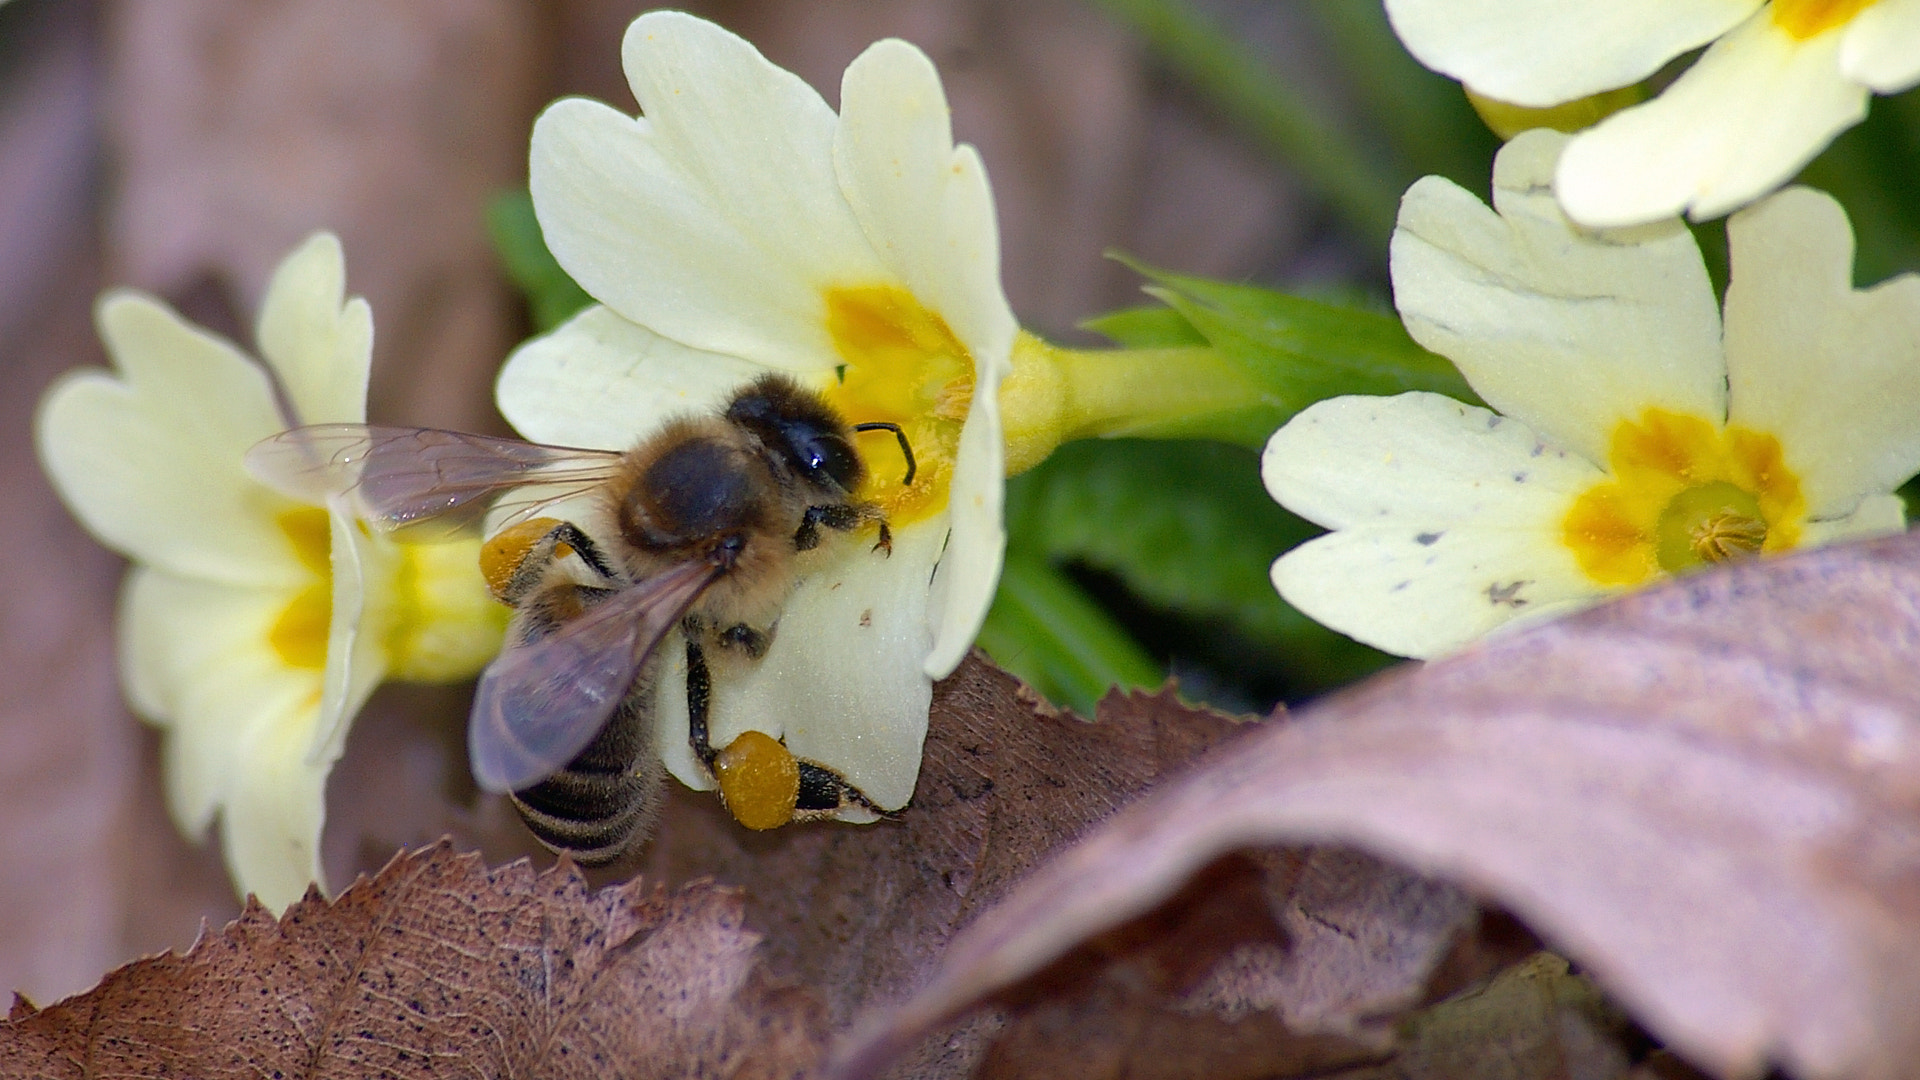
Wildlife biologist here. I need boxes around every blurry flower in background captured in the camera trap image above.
[1385,0,1920,226]
[1262,131,1920,659]
[504,11,1014,816]
[35,233,505,910]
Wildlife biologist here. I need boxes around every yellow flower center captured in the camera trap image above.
[385,535,510,681]
[1771,0,1879,39]
[270,507,333,669]
[1562,409,1805,586]
[820,285,973,528]
[272,505,506,679]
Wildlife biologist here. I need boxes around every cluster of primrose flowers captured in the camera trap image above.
[34,6,1920,910]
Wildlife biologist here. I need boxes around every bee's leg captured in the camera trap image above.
[795,760,882,816]
[794,503,891,556]
[494,520,620,604]
[546,521,618,580]
[685,633,719,772]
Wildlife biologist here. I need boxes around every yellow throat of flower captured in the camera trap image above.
[269,505,506,681]
[1562,409,1805,587]
[270,507,334,669]
[821,285,973,528]
[1772,0,1879,39]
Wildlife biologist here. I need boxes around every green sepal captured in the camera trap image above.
[1091,259,1480,448]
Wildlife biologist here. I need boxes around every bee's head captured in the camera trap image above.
[726,374,865,495]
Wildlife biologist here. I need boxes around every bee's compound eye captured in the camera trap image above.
[794,431,861,491]
[713,730,799,831]
[479,516,570,601]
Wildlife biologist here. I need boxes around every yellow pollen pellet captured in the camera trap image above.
[479,517,568,601]
[714,730,800,831]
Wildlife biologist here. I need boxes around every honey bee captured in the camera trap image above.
[246,373,914,862]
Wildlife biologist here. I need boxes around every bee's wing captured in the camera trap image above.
[245,424,625,530]
[467,559,724,793]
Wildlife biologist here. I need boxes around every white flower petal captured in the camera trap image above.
[925,399,1005,678]
[1391,131,1724,464]
[655,521,945,813]
[1274,529,1602,659]
[529,12,885,371]
[220,711,328,910]
[312,504,390,765]
[1384,0,1757,106]
[1723,187,1920,516]
[1802,493,1907,547]
[120,568,320,837]
[1264,393,1607,659]
[254,232,371,426]
[832,42,1013,677]
[496,305,768,450]
[1556,14,1869,226]
[1841,0,1920,92]
[834,41,1018,377]
[38,292,306,586]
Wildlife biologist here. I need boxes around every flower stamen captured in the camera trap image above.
[1563,409,1805,585]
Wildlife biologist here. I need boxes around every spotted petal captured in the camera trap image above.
[1264,392,1606,658]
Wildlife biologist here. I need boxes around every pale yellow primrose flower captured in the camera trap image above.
[36,234,504,909]
[1263,131,1920,659]
[1386,0,1920,226]
[501,12,1014,815]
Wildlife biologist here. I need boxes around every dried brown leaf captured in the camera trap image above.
[1326,953,1637,1080]
[645,658,1245,1027]
[0,842,824,1079]
[831,532,1920,1080]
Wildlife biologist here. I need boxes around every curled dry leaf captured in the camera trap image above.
[641,657,1532,1079]
[831,531,1920,1080]
[0,842,825,1079]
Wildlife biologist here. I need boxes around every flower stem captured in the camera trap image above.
[999,332,1262,474]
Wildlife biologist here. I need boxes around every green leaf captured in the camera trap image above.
[486,190,593,332]
[1078,304,1207,349]
[976,551,1164,716]
[1089,260,1479,448]
[1003,438,1398,700]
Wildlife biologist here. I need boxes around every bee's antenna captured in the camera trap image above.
[853,422,916,486]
